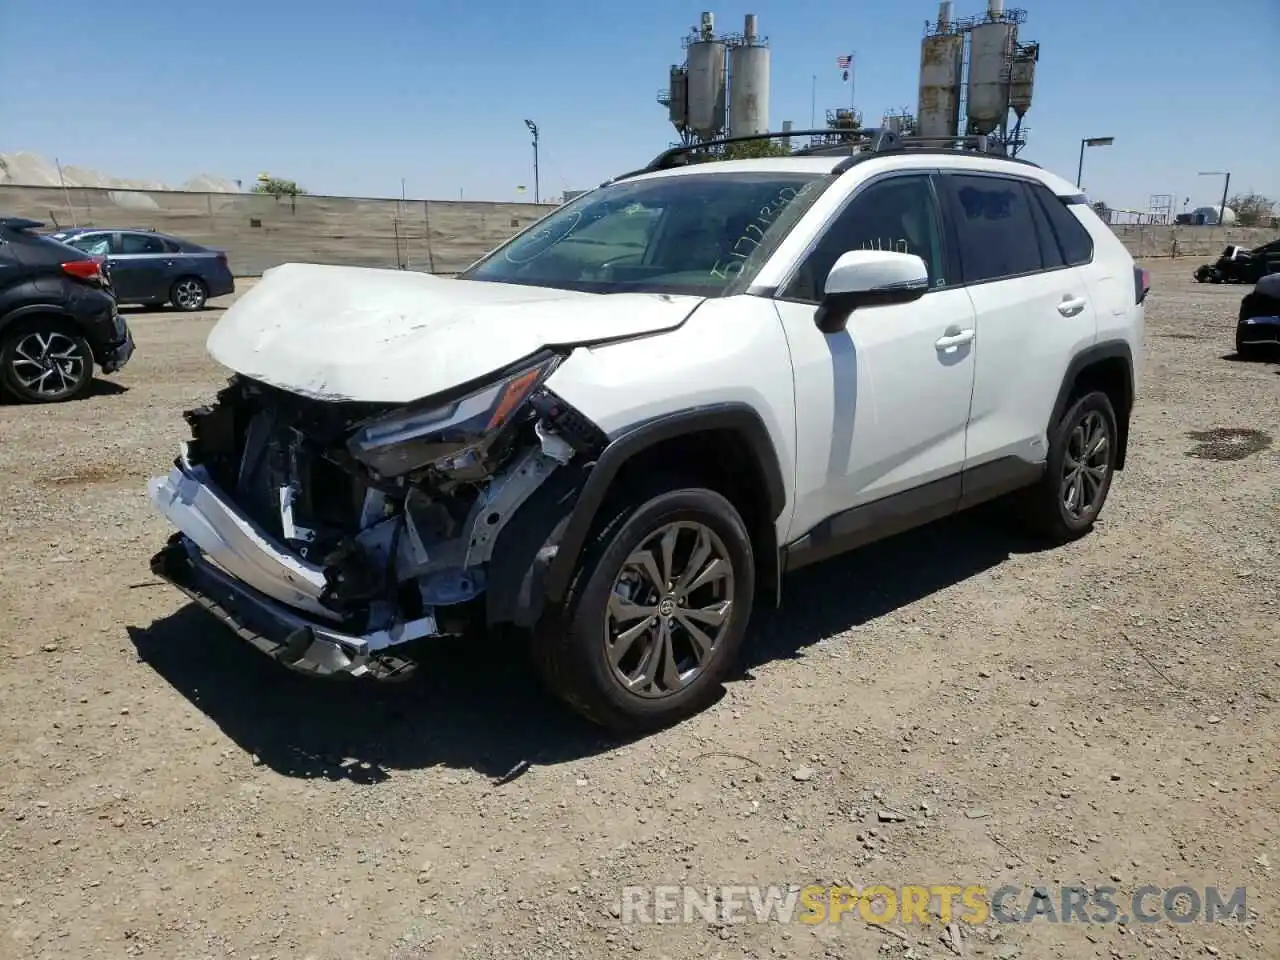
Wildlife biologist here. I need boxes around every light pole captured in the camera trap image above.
[1198,171,1231,226]
[1076,136,1114,189]
[524,119,540,204]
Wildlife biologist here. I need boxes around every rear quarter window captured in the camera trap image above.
[1031,183,1095,266]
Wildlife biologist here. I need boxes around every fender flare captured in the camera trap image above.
[1050,339,1134,470]
[537,402,787,607]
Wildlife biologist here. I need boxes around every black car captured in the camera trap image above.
[0,217,135,403]
[1194,239,1280,284]
[1236,272,1280,359]
[49,227,235,311]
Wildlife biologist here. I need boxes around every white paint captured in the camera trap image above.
[824,250,929,294]
[546,295,799,541]
[205,262,701,403]
[773,286,977,540]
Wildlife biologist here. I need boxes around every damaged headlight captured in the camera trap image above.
[346,353,562,478]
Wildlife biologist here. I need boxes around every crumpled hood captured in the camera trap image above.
[206,262,703,403]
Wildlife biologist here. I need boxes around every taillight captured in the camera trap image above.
[1134,265,1151,304]
[61,257,104,283]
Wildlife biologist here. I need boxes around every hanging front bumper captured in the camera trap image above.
[150,534,385,676]
[145,455,437,679]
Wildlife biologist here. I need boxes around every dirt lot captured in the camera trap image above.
[1,262,1276,960]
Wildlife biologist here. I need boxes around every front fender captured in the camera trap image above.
[539,402,786,606]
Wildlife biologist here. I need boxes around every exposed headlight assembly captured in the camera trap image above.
[346,353,562,478]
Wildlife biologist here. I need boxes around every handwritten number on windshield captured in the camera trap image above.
[710,182,816,281]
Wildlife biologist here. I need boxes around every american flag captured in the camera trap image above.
[837,54,853,68]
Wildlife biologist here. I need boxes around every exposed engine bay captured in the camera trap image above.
[148,352,607,678]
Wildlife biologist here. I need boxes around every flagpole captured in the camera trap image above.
[850,53,856,116]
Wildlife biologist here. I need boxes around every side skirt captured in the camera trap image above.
[780,456,1044,576]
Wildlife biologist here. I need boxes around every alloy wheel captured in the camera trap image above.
[9,331,87,399]
[174,279,206,310]
[604,521,735,699]
[1061,410,1111,520]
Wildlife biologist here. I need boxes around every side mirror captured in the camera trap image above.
[815,250,931,334]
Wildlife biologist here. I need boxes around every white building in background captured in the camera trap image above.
[1190,205,1236,226]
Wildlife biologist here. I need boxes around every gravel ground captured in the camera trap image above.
[1,262,1276,960]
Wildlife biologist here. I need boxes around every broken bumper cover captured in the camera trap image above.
[146,456,435,678]
[151,535,389,677]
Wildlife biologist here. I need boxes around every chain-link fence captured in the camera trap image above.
[0,185,557,276]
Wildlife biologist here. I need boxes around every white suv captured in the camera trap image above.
[147,131,1148,732]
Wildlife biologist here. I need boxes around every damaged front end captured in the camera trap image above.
[147,351,605,680]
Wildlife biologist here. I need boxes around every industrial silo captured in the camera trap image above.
[916,2,964,139]
[728,14,770,138]
[1009,43,1038,118]
[965,0,1016,135]
[685,12,727,140]
[667,65,689,128]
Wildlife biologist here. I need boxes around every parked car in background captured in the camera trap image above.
[0,217,135,402]
[49,227,234,311]
[1193,239,1280,284]
[1236,272,1280,359]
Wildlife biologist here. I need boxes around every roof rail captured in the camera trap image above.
[616,128,1009,181]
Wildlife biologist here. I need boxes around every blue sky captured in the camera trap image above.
[2,0,1276,210]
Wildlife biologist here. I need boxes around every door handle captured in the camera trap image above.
[1058,296,1087,317]
[935,329,975,350]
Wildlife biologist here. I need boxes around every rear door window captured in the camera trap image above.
[119,232,167,254]
[944,174,1045,284]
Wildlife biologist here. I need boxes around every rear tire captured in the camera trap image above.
[170,276,208,312]
[0,318,95,404]
[533,481,755,734]
[1018,390,1118,544]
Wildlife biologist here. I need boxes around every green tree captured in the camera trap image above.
[252,175,308,198]
[680,137,793,164]
[1226,193,1275,227]
[721,138,793,160]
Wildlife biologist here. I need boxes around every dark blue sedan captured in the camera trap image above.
[1236,272,1280,360]
[50,227,235,311]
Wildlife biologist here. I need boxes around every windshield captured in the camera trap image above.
[459,171,832,296]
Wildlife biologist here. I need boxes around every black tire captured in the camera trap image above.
[1235,332,1260,360]
[170,276,208,312]
[1018,390,1118,544]
[0,318,95,404]
[533,480,755,734]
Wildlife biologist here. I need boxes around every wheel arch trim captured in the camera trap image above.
[1050,339,1134,470]
[0,303,79,333]
[542,402,787,605]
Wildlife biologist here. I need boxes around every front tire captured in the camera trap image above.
[1019,391,1118,543]
[170,276,208,312]
[0,320,95,403]
[1235,331,1260,360]
[534,483,755,733]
